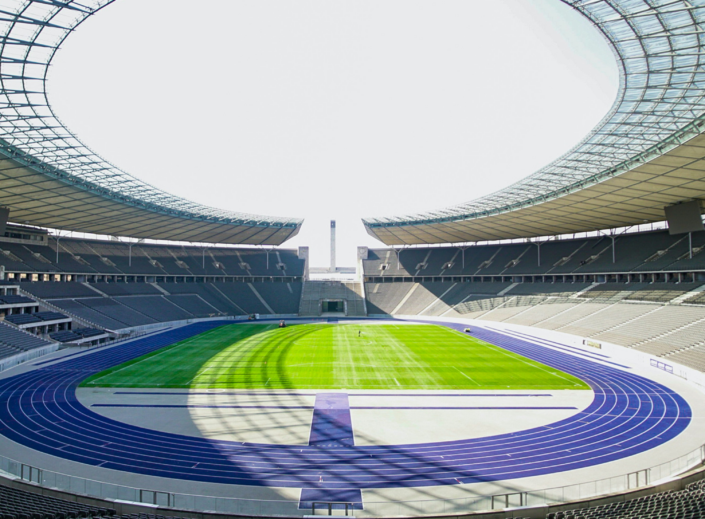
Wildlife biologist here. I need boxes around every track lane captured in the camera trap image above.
[0,321,692,490]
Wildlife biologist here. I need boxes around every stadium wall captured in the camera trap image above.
[0,311,703,519]
[117,315,236,335]
[1,462,704,519]
[0,343,58,372]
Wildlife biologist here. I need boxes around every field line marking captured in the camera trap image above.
[186,366,213,385]
[88,344,190,383]
[393,378,401,387]
[265,378,270,386]
[377,325,445,388]
[453,367,478,386]
[89,328,236,384]
[448,326,581,387]
[475,332,580,386]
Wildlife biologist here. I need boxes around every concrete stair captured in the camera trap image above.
[298,281,367,317]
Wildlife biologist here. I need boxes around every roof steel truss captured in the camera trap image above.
[364,0,705,243]
[0,0,302,244]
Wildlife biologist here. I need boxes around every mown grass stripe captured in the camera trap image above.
[81,323,589,391]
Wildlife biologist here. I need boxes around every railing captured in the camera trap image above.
[490,492,526,510]
[0,445,702,517]
[311,502,355,516]
[140,489,174,507]
[0,344,58,373]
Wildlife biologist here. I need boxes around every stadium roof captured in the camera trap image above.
[0,0,302,245]
[364,0,705,246]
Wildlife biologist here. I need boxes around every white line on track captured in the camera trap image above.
[5,324,690,492]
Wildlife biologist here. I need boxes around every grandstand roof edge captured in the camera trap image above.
[363,0,705,245]
[0,0,302,245]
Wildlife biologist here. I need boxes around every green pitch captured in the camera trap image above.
[81,323,589,390]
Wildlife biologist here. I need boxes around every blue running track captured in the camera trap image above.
[0,320,692,496]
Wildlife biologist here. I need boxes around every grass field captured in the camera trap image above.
[81,323,589,390]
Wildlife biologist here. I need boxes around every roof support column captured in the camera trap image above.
[534,242,542,267]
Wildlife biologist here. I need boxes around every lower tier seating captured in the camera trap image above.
[547,478,705,519]
[365,281,705,373]
[21,282,303,330]
[0,483,190,519]
[0,483,116,518]
[0,321,51,352]
[1,471,704,519]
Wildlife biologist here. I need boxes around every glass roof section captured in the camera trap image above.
[364,0,705,229]
[0,0,302,230]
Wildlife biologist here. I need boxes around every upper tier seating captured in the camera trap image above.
[19,281,97,299]
[91,282,161,296]
[363,229,705,277]
[0,243,60,273]
[0,238,305,278]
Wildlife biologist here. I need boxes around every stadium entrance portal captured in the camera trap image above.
[322,300,344,313]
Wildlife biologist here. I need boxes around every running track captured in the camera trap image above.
[0,320,692,496]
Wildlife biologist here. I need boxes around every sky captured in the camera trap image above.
[47,0,619,267]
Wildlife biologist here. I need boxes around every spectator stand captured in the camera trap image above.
[1,238,306,286]
[0,322,58,373]
[17,288,110,337]
[0,427,704,519]
[0,287,110,353]
[49,328,110,346]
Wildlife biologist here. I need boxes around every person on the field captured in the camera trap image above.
[358,330,361,337]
